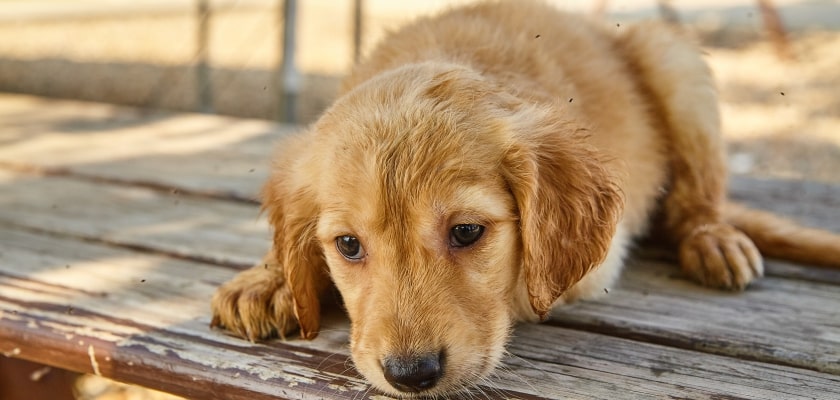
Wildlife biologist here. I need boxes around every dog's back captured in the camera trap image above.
[345,1,840,270]
[345,1,671,236]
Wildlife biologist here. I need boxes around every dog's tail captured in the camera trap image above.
[724,202,840,268]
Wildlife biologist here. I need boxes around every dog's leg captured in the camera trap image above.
[211,251,299,341]
[618,23,763,289]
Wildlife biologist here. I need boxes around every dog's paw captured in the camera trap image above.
[678,223,764,290]
[211,265,298,341]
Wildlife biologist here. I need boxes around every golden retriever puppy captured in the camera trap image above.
[211,1,840,396]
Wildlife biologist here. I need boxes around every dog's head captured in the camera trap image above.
[262,63,622,396]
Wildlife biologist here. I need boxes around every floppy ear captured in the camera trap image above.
[261,134,330,340]
[502,111,623,319]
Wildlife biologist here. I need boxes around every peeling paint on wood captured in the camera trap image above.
[87,345,101,376]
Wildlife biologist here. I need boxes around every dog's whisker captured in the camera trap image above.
[310,350,357,383]
[476,375,508,400]
[493,350,552,397]
[351,384,373,400]
[452,368,503,400]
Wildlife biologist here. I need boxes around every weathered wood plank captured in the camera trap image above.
[0,228,542,399]
[0,93,288,199]
[730,176,840,232]
[506,324,840,400]
[0,305,362,400]
[550,258,840,374]
[0,169,267,268]
[4,229,839,399]
[0,229,367,399]
[4,167,839,377]
[3,94,840,398]
[635,245,840,286]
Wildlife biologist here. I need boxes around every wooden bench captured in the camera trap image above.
[1,93,839,399]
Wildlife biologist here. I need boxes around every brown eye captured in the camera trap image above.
[336,235,365,261]
[449,224,485,248]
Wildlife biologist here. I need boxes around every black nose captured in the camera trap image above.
[382,352,444,393]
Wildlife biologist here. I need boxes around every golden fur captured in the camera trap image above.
[211,1,840,396]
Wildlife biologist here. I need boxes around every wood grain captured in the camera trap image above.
[4,229,838,399]
[0,169,267,268]
[550,259,840,374]
[0,93,290,200]
[1,94,839,399]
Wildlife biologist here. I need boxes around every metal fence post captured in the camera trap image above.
[196,0,213,113]
[353,0,364,64]
[277,0,299,123]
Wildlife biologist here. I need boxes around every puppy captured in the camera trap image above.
[211,1,840,396]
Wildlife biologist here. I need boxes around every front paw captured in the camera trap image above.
[211,264,298,341]
[678,223,763,290]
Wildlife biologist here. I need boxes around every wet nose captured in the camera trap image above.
[382,352,444,393]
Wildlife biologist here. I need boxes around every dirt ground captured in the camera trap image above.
[708,31,840,183]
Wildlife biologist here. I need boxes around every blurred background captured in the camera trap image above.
[1,0,839,184]
[1,1,837,399]
[0,0,840,180]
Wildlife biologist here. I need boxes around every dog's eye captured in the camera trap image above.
[336,235,365,261]
[449,224,485,248]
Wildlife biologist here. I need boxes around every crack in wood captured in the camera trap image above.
[0,220,250,270]
[0,160,260,206]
